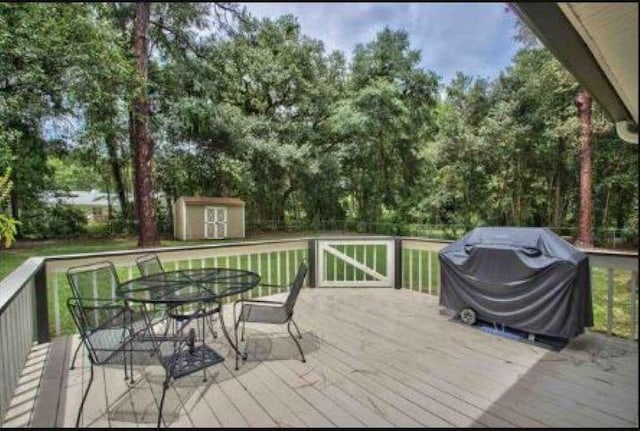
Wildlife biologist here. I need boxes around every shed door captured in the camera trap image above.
[205,207,228,239]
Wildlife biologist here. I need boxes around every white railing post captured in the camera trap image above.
[607,268,614,335]
[53,275,60,337]
[630,271,637,340]
[418,250,423,293]
[428,251,433,295]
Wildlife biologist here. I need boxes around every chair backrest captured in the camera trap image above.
[136,254,165,277]
[67,261,120,306]
[284,262,308,317]
[136,254,174,300]
[67,297,128,365]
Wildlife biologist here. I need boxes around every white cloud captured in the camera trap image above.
[241,2,520,86]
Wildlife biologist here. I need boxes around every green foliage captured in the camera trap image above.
[0,4,636,248]
[0,168,19,248]
[429,45,637,240]
[328,28,439,224]
[20,203,87,240]
[48,157,104,191]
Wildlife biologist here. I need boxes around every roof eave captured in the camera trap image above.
[511,3,637,143]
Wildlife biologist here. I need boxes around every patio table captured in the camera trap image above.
[117,268,261,375]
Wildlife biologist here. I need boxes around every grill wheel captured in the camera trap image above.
[460,307,477,325]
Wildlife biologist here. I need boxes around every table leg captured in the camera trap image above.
[217,302,244,370]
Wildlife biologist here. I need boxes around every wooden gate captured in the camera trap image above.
[316,239,395,287]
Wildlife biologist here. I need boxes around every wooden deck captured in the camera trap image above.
[3,288,638,428]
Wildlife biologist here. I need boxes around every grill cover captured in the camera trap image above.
[439,227,593,339]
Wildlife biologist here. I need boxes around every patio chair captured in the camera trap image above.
[67,296,199,428]
[233,262,308,369]
[135,254,220,351]
[66,261,147,378]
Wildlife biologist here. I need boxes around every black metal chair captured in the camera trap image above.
[135,254,165,278]
[66,262,145,378]
[67,296,199,428]
[136,254,220,370]
[233,262,308,369]
[67,296,133,427]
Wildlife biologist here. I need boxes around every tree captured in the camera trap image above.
[1,4,90,229]
[332,28,439,224]
[130,2,243,244]
[185,14,344,226]
[131,2,160,246]
[575,87,593,247]
[1,4,636,248]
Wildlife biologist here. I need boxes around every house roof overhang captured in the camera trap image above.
[512,3,638,143]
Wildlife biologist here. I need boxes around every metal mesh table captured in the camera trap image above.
[117,268,261,305]
[118,267,260,357]
[117,268,261,425]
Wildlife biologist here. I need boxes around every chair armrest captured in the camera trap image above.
[241,299,284,305]
[74,297,123,306]
[82,307,129,332]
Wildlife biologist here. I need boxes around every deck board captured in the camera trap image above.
[4,288,638,428]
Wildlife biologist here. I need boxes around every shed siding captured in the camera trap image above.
[173,198,186,240]
[172,201,177,240]
[186,205,205,240]
[227,206,244,237]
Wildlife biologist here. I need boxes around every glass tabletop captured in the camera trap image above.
[116,268,261,304]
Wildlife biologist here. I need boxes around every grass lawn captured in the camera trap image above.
[591,267,637,338]
[0,237,216,281]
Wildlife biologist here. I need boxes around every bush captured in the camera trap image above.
[21,203,87,239]
[0,168,19,248]
[155,204,173,235]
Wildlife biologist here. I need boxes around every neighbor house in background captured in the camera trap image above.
[43,190,120,222]
[173,196,246,240]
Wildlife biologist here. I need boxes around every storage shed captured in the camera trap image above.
[173,196,245,240]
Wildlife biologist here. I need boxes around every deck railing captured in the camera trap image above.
[45,238,311,337]
[0,235,637,421]
[0,258,48,420]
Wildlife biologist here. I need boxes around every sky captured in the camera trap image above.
[241,2,521,86]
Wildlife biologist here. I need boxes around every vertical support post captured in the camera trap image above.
[286,250,290,284]
[630,271,637,341]
[418,250,423,293]
[607,268,614,336]
[53,275,60,337]
[428,251,433,295]
[437,253,441,294]
[35,263,50,344]
[394,237,402,289]
[307,239,316,288]
[259,254,264,297]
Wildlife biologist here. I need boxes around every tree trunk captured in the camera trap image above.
[106,175,113,222]
[131,2,160,247]
[106,131,129,221]
[279,184,295,231]
[552,139,566,228]
[575,87,593,247]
